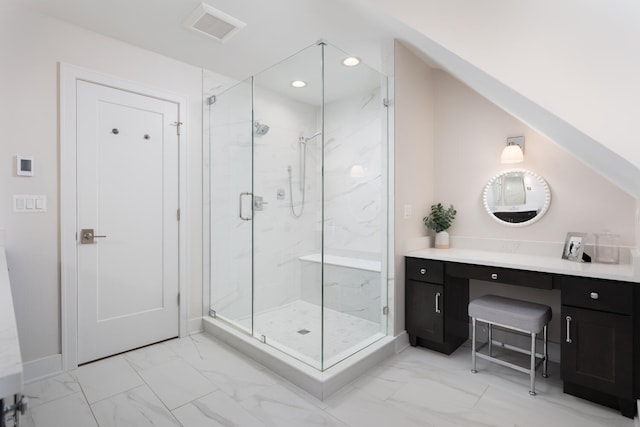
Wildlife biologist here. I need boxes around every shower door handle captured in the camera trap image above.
[239,192,253,221]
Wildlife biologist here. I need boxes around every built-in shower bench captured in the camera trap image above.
[298,253,381,272]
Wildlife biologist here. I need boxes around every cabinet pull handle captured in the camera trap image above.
[590,292,599,300]
[491,273,498,280]
[420,268,427,275]
[435,292,441,314]
[565,315,572,343]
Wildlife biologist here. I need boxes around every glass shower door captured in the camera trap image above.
[252,44,324,369]
[209,78,254,333]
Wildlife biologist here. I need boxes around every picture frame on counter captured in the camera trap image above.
[562,232,586,262]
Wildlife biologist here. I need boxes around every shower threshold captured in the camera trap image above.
[202,316,397,400]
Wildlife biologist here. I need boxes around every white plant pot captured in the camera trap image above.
[435,231,450,249]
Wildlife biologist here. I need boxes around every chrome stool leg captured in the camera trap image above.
[471,317,477,374]
[488,323,493,357]
[529,332,537,396]
[543,324,549,378]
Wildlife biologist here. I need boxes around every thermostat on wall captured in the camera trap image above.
[16,156,33,176]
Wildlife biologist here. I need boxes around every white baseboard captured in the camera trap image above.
[394,330,410,353]
[188,317,203,335]
[23,354,62,384]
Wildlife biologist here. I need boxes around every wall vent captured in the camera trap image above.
[184,3,246,43]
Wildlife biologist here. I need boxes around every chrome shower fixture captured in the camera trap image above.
[254,121,270,136]
[301,131,322,144]
[289,130,321,218]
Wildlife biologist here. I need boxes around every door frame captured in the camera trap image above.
[60,63,188,371]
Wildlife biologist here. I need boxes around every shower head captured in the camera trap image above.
[254,121,270,136]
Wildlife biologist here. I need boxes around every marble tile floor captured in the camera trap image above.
[18,333,635,427]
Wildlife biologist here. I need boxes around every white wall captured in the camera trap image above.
[0,3,205,363]
[367,0,640,171]
[393,41,436,335]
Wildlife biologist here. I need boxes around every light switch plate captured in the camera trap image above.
[14,195,47,213]
[404,204,412,219]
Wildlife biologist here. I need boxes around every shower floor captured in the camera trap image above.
[237,300,384,369]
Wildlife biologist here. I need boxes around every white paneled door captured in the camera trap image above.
[76,81,180,364]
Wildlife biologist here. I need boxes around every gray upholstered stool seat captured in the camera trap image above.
[469,294,552,396]
[469,295,552,332]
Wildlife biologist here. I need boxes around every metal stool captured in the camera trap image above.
[469,294,552,396]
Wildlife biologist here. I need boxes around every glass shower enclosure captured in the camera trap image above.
[208,42,387,371]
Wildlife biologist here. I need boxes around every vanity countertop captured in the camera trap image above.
[406,247,640,283]
[0,246,24,398]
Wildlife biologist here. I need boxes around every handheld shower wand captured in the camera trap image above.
[288,131,321,218]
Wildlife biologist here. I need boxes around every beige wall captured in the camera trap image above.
[394,42,637,339]
[433,70,637,245]
[393,41,436,335]
[0,3,205,363]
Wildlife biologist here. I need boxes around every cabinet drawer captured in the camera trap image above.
[406,257,444,284]
[561,276,633,315]
[446,262,553,289]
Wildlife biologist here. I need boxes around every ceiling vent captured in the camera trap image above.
[184,3,246,43]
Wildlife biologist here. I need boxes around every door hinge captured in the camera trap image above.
[177,293,180,305]
[207,95,216,105]
[170,121,183,136]
[382,306,389,315]
[177,209,180,221]
[383,98,390,108]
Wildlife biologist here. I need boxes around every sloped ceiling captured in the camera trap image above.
[19,0,640,198]
[360,0,640,198]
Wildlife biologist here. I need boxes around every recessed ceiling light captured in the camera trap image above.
[291,80,307,88]
[342,57,360,67]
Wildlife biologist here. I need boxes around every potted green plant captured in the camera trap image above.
[423,203,457,249]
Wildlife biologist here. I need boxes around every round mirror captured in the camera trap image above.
[482,169,551,226]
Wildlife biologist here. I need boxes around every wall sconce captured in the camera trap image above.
[501,136,525,164]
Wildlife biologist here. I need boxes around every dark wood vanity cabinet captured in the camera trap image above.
[405,257,468,354]
[560,276,636,418]
[406,279,443,344]
[405,255,639,417]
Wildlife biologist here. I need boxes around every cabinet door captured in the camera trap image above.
[561,305,633,397]
[406,280,443,344]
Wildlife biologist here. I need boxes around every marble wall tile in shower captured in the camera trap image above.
[324,88,384,256]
